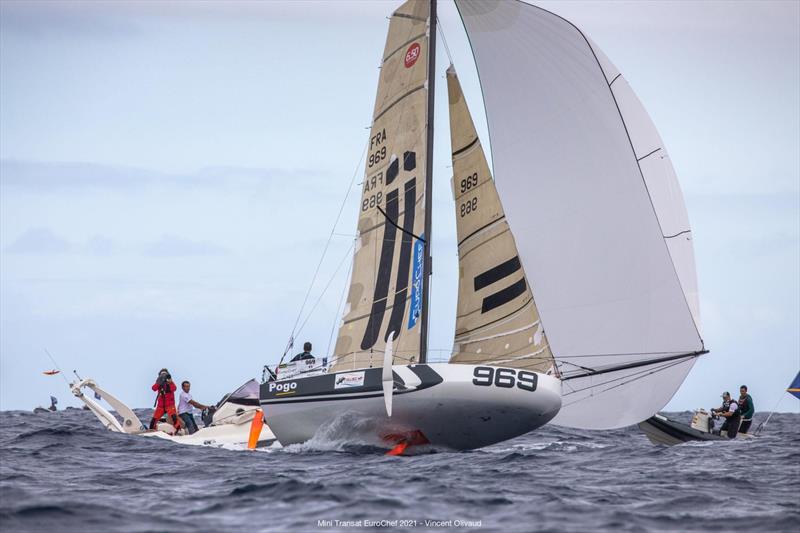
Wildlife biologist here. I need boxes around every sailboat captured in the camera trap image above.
[260,0,706,451]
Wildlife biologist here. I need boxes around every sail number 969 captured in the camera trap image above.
[460,197,478,217]
[460,173,478,193]
[472,366,538,392]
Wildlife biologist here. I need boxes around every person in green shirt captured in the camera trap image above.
[738,385,755,434]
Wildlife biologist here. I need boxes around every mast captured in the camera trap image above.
[419,0,436,364]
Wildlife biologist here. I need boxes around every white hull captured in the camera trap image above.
[261,363,561,451]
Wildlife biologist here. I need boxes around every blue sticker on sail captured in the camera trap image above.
[408,233,424,329]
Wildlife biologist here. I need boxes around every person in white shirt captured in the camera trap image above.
[712,391,741,438]
[177,381,210,434]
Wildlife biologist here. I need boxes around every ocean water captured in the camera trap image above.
[0,408,797,532]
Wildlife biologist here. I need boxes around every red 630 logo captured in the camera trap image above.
[404,43,421,68]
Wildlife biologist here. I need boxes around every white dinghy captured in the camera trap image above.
[261,0,707,452]
[72,378,278,449]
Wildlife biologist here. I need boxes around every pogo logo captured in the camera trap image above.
[268,381,298,393]
[404,43,421,68]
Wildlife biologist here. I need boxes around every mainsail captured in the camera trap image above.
[446,66,556,375]
[456,0,704,429]
[331,0,430,372]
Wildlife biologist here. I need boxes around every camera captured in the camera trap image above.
[157,372,171,385]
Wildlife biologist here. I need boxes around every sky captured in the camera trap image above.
[1,0,798,415]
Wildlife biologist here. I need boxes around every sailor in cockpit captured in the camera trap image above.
[291,342,315,362]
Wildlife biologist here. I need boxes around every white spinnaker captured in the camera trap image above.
[456,0,704,429]
[588,40,701,332]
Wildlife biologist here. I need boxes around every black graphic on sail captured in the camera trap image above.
[474,256,526,313]
[385,177,417,341]
[361,152,418,349]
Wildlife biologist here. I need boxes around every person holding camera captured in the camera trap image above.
[148,368,183,431]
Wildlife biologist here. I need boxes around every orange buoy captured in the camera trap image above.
[247,409,264,450]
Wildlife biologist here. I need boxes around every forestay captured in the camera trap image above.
[456,0,704,429]
[331,0,430,373]
[446,66,556,375]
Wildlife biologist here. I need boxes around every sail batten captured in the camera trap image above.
[456,0,703,428]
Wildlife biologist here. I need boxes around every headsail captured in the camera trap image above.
[456,0,704,429]
[331,0,430,372]
[446,66,556,375]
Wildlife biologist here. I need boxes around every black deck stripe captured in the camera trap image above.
[609,73,622,86]
[458,215,505,246]
[481,277,527,314]
[452,136,479,157]
[385,179,417,341]
[360,189,399,350]
[406,365,444,388]
[262,392,385,405]
[474,256,521,291]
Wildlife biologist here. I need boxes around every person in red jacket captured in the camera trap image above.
[149,368,183,431]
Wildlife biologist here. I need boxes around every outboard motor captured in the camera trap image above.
[690,409,713,433]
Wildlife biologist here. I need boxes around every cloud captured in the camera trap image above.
[85,235,115,256]
[0,0,141,40]
[142,234,229,258]
[3,227,71,254]
[3,228,121,256]
[0,159,321,192]
[0,159,171,190]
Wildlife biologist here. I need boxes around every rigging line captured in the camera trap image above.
[554,349,705,360]
[562,358,687,397]
[430,347,700,360]
[376,204,426,242]
[561,359,688,406]
[754,394,788,435]
[43,349,71,385]
[284,140,368,355]
[558,360,597,374]
[295,242,356,340]
[560,350,707,381]
[436,17,454,65]
[326,243,354,358]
